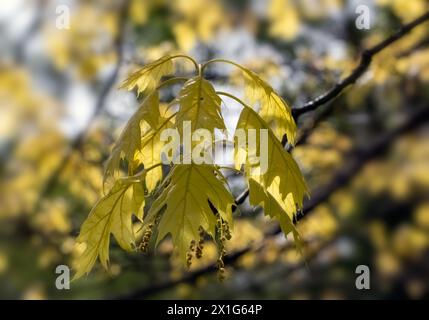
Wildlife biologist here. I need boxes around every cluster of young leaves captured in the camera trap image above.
[74,54,308,278]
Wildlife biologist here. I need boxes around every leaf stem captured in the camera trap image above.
[201,58,245,73]
[157,77,189,90]
[121,163,164,183]
[170,54,199,72]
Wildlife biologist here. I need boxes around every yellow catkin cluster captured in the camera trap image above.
[216,214,229,281]
[139,223,153,253]
[196,226,205,259]
[186,240,196,268]
[223,220,232,240]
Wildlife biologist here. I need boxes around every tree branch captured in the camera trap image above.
[397,36,429,58]
[291,11,429,119]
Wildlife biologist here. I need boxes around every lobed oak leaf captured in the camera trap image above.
[240,67,297,145]
[120,55,174,95]
[144,164,234,264]
[74,178,145,279]
[235,106,308,220]
[175,76,226,133]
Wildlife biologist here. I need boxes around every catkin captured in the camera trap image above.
[186,240,196,268]
[140,223,153,253]
[196,227,205,259]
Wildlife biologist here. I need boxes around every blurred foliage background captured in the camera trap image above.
[1,0,429,300]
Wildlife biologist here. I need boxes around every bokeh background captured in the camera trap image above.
[1,0,429,299]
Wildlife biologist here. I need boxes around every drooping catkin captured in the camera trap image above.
[215,214,227,281]
[196,226,205,259]
[223,220,232,240]
[186,240,196,268]
[217,256,225,281]
[140,223,153,253]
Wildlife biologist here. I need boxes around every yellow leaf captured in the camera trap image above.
[145,164,234,264]
[120,55,174,95]
[235,106,308,215]
[133,114,175,192]
[74,178,145,279]
[104,91,170,192]
[176,76,226,132]
[240,67,296,144]
[248,176,303,251]
[259,92,296,145]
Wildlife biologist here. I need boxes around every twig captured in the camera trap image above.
[293,99,339,147]
[397,36,429,58]
[291,11,429,119]
[288,27,429,152]
[116,105,429,299]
